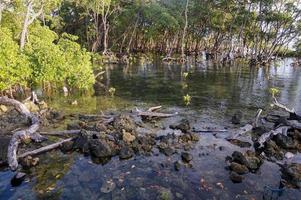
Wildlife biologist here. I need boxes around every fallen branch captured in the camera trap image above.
[258,126,290,148]
[18,138,73,159]
[147,106,162,112]
[272,97,295,113]
[0,96,46,170]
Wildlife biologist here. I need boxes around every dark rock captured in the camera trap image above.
[245,151,262,171]
[60,140,74,153]
[231,111,243,125]
[73,131,90,153]
[264,140,284,160]
[11,172,26,187]
[229,171,244,183]
[274,134,296,149]
[181,152,193,163]
[170,119,190,133]
[190,133,200,141]
[231,151,248,165]
[113,114,136,133]
[67,122,81,130]
[281,164,301,188]
[174,161,181,171]
[89,139,112,158]
[230,162,249,175]
[119,146,134,159]
[160,146,175,156]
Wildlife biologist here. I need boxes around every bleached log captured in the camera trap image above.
[18,138,73,159]
[0,96,46,170]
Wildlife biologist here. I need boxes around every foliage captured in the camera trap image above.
[0,27,31,91]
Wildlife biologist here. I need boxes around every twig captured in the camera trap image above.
[147,106,162,112]
[272,97,295,113]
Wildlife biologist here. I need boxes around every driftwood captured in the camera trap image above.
[272,97,295,113]
[18,138,73,159]
[147,106,162,112]
[0,96,46,170]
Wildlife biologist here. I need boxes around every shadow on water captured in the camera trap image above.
[1,58,301,199]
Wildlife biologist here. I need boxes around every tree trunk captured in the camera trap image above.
[181,0,189,59]
[20,2,32,50]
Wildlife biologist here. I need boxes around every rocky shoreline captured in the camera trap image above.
[0,97,301,197]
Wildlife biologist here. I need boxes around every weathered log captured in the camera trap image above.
[258,126,290,148]
[18,138,73,159]
[0,96,46,170]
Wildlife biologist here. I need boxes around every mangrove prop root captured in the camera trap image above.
[0,96,46,171]
[18,138,73,159]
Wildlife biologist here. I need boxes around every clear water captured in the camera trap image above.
[1,58,301,200]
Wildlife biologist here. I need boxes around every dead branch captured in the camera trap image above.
[0,96,46,170]
[272,97,295,113]
[18,138,73,159]
[147,106,162,112]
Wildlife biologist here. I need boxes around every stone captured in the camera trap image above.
[20,156,39,169]
[160,146,175,156]
[231,151,248,165]
[60,140,74,152]
[274,134,296,149]
[89,139,112,158]
[229,171,244,183]
[122,130,136,143]
[119,146,134,159]
[0,105,8,113]
[231,111,243,125]
[285,152,295,159]
[181,152,193,163]
[170,119,190,133]
[11,172,26,187]
[100,180,116,193]
[174,161,181,171]
[281,164,301,188]
[230,162,249,175]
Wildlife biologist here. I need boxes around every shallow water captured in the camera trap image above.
[1,58,301,199]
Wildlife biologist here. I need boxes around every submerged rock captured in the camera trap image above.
[119,146,134,159]
[174,161,181,171]
[229,171,244,183]
[181,152,193,163]
[170,119,190,133]
[230,162,249,175]
[281,163,301,188]
[11,172,26,187]
[231,111,243,125]
[100,180,116,193]
[89,139,112,158]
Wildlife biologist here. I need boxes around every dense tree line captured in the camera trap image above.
[1,0,301,94]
